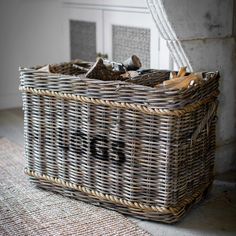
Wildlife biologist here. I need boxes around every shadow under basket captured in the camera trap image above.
[20,61,220,223]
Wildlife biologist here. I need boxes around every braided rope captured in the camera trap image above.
[19,86,219,117]
[191,100,218,142]
[25,168,212,215]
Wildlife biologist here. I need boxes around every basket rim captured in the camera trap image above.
[19,66,220,93]
[19,86,219,117]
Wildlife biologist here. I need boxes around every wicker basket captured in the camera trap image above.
[19,61,219,223]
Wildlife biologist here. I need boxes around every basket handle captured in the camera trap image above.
[191,100,218,143]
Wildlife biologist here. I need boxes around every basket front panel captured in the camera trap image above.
[23,91,216,208]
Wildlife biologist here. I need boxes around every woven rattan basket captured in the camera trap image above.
[19,61,219,223]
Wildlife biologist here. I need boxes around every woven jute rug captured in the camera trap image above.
[0,138,150,236]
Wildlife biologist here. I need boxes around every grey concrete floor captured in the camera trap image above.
[0,108,236,236]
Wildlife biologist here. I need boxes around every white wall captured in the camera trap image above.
[0,0,66,109]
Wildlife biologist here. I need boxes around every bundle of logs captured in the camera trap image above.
[38,55,204,90]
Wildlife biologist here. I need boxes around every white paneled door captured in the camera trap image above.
[63,2,173,69]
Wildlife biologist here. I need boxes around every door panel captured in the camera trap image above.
[104,10,172,69]
[70,20,97,61]
[112,25,151,68]
[63,7,103,61]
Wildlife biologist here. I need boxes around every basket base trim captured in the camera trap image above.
[25,168,212,216]
[19,86,219,117]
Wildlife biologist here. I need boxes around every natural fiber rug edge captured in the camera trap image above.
[0,138,151,236]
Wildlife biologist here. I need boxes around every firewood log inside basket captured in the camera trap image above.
[36,56,204,89]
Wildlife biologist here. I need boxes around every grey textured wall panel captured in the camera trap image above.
[112,25,150,68]
[70,20,96,61]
